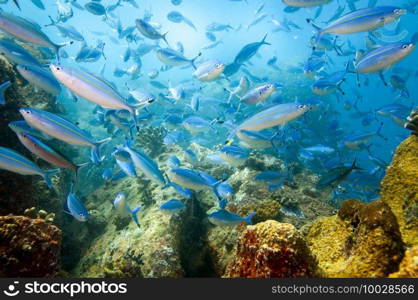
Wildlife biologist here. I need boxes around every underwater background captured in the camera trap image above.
[0,0,417,278]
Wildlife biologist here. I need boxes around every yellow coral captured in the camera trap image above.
[381,135,418,247]
[306,200,404,278]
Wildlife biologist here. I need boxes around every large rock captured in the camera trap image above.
[306,199,404,277]
[0,216,61,277]
[225,220,320,277]
[381,135,418,247]
[389,246,418,278]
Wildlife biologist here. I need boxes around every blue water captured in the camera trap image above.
[0,1,416,206]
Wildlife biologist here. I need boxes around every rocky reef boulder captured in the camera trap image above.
[0,216,61,277]
[381,135,418,247]
[225,220,320,278]
[306,199,404,278]
[389,246,418,278]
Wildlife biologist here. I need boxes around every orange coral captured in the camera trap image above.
[0,216,61,277]
[225,220,319,278]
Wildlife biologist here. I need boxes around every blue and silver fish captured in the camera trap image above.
[0,146,59,188]
[208,209,255,226]
[66,183,89,222]
[113,192,141,228]
[19,107,110,164]
[0,39,42,66]
[159,199,185,215]
[17,65,61,96]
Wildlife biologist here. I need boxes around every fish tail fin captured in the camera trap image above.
[376,122,387,140]
[191,52,202,70]
[12,0,21,11]
[261,33,271,45]
[211,180,224,200]
[0,81,11,105]
[306,19,323,47]
[333,37,344,56]
[219,199,228,210]
[55,41,74,62]
[131,205,142,228]
[401,88,410,98]
[245,211,256,225]
[43,169,60,189]
[224,87,234,103]
[306,18,322,32]
[351,159,363,171]
[45,15,56,27]
[132,109,140,132]
[91,138,111,164]
[162,173,173,190]
[162,32,170,47]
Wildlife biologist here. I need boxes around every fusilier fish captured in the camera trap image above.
[19,107,110,164]
[308,7,406,37]
[17,65,61,96]
[355,43,415,74]
[240,83,276,105]
[193,60,225,81]
[135,19,168,45]
[117,140,167,186]
[282,0,331,8]
[113,192,141,228]
[159,199,185,215]
[0,11,70,58]
[17,133,87,176]
[228,103,310,142]
[208,209,255,226]
[0,146,59,188]
[156,48,200,69]
[66,183,89,221]
[0,39,42,66]
[50,64,140,128]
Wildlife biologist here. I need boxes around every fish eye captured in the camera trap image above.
[402,44,409,49]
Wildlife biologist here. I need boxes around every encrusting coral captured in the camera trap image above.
[381,135,418,247]
[0,216,61,277]
[306,199,404,278]
[225,220,320,278]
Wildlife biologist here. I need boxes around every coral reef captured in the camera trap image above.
[0,216,61,277]
[135,126,167,158]
[306,199,404,277]
[381,135,418,247]
[225,220,320,278]
[389,246,418,278]
[23,207,56,223]
[72,177,184,278]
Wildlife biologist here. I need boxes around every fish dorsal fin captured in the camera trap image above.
[7,13,42,31]
[83,69,119,92]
